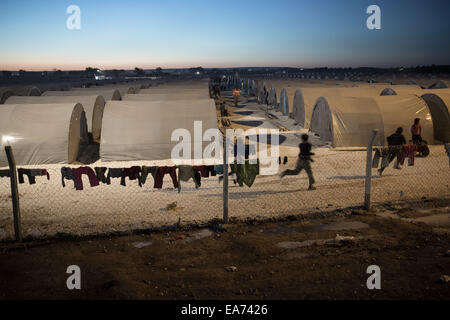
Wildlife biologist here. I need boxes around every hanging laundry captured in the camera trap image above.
[205,166,217,176]
[400,144,417,166]
[377,146,402,175]
[154,166,179,189]
[0,170,10,178]
[177,165,201,193]
[94,167,108,184]
[106,168,124,185]
[193,165,209,178]
[61,167,78,189]
[444,143,450,165]
[18,169,50,185]
[122,166,142,187]
[140,166,158,185]
[230,160,260,187]
[214,165,224,175]
[72,167,100,191]
[372,147,384,168]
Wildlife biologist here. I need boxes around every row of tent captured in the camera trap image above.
[244,79,450,147]
[0,80,218,167]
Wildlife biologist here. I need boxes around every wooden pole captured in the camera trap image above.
[5,146,22,241]
[223,134,229,224]
[364,130,378,210]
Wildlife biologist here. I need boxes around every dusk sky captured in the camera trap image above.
[1,0,449,70]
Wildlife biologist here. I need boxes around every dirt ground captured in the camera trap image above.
[1,198,449,300]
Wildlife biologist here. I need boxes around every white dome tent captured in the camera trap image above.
[420,93,450,143]
[4,95,106,141]
[0,87,14,104]
[371,95,434,145]
[279,88,289,116]
[0,103,88,166]
[123,93,211,101]
[292,89,305,125]
[309,96,385,147]
[309,95,435,148]
[100,100,218,162]
[136,88,210,99]
[43,89,121,101]
[268,86,277,107]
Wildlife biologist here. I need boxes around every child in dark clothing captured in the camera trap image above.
[280,134,316,190]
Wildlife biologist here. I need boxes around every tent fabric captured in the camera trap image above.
[292,89,305,125]
[138,88,207,95]
[100,100,218,162]
[292,86,417,129]
[309,96,385,147]
[378,85,423,96]
[279,88,289,116]
[268,86,277,106]
[0,87,14,104]
[43,89,121,101]
[380,88,397,96]
[27,86,42,96]
[0,103,88,167]
[428,81,448,89]
[4,95,106,139]
[1,86,42,101]
[420,93,450,143]
[310,94,435,147]
[372,95,434,145]
[123,93,211,101]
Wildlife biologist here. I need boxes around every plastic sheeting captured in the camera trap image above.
[310,95,436,147]
[279,88,289,116]
[123,93,211,101]
[268,86,277,106]
[100,100,218,162]
[419,93,450,143]
[379,85,423,96]
[372,95,434,145]
[309,96,385,147]
[138,88,207,95]
[0,87,14,104]
[293,87,403,128]
[0,103,88,166]
[0,86,41,103]
[43,89,121,101]
[4,95,106,138]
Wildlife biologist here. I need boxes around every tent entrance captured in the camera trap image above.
[421,94,450,143]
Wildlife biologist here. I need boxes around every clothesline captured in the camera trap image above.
[0,162,262,191]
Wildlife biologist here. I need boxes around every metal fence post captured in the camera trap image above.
[5,146,22,241]
[223,134,229,223]
[364,130,378,210]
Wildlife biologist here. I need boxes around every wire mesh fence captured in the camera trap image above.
[0,143,449,242]
[1,86,450,242]
[0,162,223,240]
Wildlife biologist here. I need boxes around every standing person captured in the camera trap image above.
[378,127,406,175]
[214,84,220,98]
[233,87,240,106]
[280,134,316,190]
[411,118,422,144]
